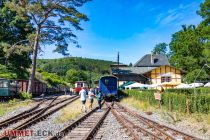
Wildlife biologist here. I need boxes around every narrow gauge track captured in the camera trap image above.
[48,102,111,140]
[0,96,70,130]
[112,102,202,140]
[0,97,57,130]
[0,96,79,140]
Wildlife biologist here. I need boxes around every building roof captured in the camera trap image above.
[112,67,158,75]
[134,54,169,67]
[110,64,128,67]
[112,65,185,75]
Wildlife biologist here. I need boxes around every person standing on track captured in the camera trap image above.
[88,88,95,110]
[79,87,87,113]
[96,90,103,111]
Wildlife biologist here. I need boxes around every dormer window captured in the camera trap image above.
[154,58,158,63]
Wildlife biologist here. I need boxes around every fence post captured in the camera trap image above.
[169,97,172,112]
[186,95,190,115]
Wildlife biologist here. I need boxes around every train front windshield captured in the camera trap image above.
[100,77,117,95]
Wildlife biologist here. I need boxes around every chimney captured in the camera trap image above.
[151,52,153,64]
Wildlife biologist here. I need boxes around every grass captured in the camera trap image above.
[121,96,155,111]
[207,114,210,125]
[0,99,32,116]
[121,96,210,126]
[55,98,98,123]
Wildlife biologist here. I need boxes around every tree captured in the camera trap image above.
[169,25,205,71]
[197,0,210,26]
[184,69,209,83]
[197,0,210,64]
[129,63,133,67]
[66,69,87,84]
[0,0,34,78]
[152,43,168,55]
[6,0,90,93]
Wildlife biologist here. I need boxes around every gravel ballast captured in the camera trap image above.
[94,112,131,140]
[121,103,210,140]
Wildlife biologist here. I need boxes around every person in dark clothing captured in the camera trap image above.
[96,90,103,111]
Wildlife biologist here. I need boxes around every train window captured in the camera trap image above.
[77,83,82,87]
[0,81,8,88]
[105,79,109,85]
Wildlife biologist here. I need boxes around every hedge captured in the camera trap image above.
[122,89,210,114]
[165,88,210,94]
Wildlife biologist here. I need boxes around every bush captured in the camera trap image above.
[122,89,210,114]
[8,98,17,104]
[165,88,210,94]
[20,92,32,100]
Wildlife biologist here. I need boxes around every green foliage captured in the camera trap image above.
[124,90,159,106]
[170,25,205,70]
[165,88,210,94]
[20,92,32,100]
[8,98,18,104]
[152,42,168,55]
[184,69,209,83]
[5,0,90,56]
[0,1,33,78]
[197,0,210,25]
[37,57,113,86]
[169,24,210,81]
[39,70,67,87]
[0,1,33,45]
[123,89,210,114]
[65,69,87,84]
[37,57,113,76]
[0,64,17,79]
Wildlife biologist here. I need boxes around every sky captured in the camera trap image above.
[39,0,204,64]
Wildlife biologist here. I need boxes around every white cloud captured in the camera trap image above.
[156,2,201,26]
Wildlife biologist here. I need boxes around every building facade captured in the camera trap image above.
[111,54,184,88]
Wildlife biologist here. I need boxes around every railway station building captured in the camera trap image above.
[111,54,184,88]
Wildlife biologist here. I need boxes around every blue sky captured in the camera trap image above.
[40,0,203,64]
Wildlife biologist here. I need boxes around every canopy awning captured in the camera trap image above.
[125,82,150,89]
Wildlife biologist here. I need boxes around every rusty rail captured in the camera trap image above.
[115,102,202,140]
[0,96,76,129]
[15,96,78,130]
[0,99,45,129]
[82,106,110,140]
[48,106,99,140]
[0,96,79,140]
[111,104,164,140]
[49,101,107,140]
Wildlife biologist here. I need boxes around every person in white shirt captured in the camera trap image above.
[88,88,95,110]
[79,87,87,112]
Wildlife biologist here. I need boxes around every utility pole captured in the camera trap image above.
[117,52,120,89]
[89,71,92,88]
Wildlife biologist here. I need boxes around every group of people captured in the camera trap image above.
[79,87,103,113]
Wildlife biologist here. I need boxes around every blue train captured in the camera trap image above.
[99,75,118,101]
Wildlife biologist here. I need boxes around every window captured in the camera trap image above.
[154,58,158,63]
[77,83,83,88]
[161,76,171,83]
[105,79,109,85]
[0,81,8,88]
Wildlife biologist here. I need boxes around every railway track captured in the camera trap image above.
[112,102,202,140]
[0,95,79,140]
[0,96,74,130]
[48,102,111,140]
[0,97,57,130]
